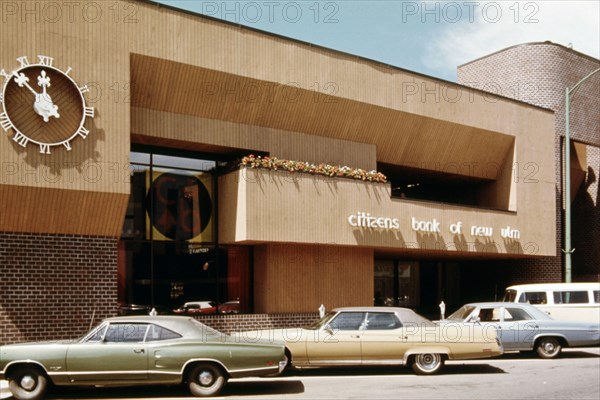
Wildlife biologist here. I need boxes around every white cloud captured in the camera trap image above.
[421,1,600,79]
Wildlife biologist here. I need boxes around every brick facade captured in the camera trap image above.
[195,313,320,335]
[458,42,600,146]
[0,232,119,345]
[458,42,600,283]
[0,231,322,345]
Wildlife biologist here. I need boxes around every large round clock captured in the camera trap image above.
[0,55,94,154]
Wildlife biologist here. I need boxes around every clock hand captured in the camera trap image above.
[34,70,60,122]
[12,71,39,97]
[37,70,51,97]
[10,69,60,123]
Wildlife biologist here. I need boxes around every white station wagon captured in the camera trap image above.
[502,282,600,323]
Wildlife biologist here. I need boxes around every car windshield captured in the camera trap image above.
[503,289,517,302]
[77,322,107,343]
[305,311,337,330]
[446,306,476,321]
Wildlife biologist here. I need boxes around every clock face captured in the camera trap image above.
[0,55,93,154]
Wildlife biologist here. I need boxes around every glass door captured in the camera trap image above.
[374,260,419,307]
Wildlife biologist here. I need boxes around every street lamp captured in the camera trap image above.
[564,67,600,283]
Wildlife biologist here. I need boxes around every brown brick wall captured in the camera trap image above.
[0,232,119,345]
[458,42,600,283]
[0,230,321,344]
[459,42,600,146]
[194,313,320,335]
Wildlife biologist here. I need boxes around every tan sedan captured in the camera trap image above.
[241,307,503,375]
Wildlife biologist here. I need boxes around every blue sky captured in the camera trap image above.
[152,1,600,81]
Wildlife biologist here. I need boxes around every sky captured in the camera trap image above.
[152,0,600,82]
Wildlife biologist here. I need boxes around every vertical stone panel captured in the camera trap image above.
[254,244,374,313]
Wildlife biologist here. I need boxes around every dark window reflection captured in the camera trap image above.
[119,150,252,315]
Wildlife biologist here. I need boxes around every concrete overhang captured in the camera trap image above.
[131,53,517,181]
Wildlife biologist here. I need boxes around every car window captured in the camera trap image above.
[504,308,534,321]
[553,291,589,304]
[329,312,365,331]
[594,291,600,304]
[146,324,182,342]
[104,323,149,343]
[518,291,547,304]
[478,308,501,322]
[503,289,518,302]
[365,312,402,330]
[85,324,108,343]
[447,305,476,321]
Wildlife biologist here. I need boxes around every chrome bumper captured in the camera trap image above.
[278,357,288,374]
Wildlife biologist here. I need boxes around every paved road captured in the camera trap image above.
[1,348,599,399]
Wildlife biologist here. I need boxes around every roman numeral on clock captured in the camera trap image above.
[77,126,89,139]
[16,56,30,68]
[84,107,95,118]
[13,131,29,147]
[39,143,51,154]
[0,112,14,131]
[37,55,54,67]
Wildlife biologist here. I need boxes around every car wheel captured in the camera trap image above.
[8,367,48,400]
[187,363,227,397]
[535,337,562,359]
[411,353,445,375]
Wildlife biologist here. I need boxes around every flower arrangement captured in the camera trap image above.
[240,155,387,183]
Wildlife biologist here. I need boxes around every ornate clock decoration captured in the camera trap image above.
[0,55,94,154]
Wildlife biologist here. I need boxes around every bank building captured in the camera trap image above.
[1,0,598,344]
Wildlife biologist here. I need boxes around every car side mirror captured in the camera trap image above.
[324,324,334,335]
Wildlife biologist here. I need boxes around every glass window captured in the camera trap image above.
[518,291,547,305]
[553,291,589,304]
[594,291,599,304]
[147,168,214,243]
[504,308,533,321]
[366,313,402,330]
[153,154,215,172]
[130,152,151,164]
[374,260,418,307]
[447,306,476,322]
[85,324,108,343]
[146,324,182,342]
[478,308,501,322]
[120,149,252,314]
[104,323,149,343]
[329,312,365,331]
[122,164,150,240]
[503,289,517,302]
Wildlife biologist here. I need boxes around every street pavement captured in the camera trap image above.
[1,348,599,399]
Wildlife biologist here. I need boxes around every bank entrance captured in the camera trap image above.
[375,259,463,318]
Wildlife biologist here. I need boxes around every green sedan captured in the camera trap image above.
[0,316,287,400]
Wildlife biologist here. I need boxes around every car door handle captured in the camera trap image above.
[351,335,360,339]
[133,349,145,354]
